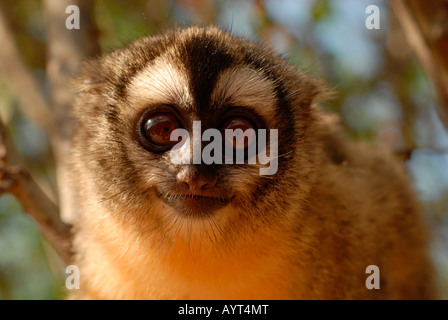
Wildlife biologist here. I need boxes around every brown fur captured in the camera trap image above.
[69,26,435,299]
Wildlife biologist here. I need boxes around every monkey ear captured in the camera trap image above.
[72,59,110,117]
[299,75,334,107]
[76,60,107,95]
[311,77,334,104]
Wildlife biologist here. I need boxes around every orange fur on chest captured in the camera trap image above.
[77,212,302,300]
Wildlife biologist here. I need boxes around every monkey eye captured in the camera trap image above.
[141,113,182,151]
[220,116,257,150]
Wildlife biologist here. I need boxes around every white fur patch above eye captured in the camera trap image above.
[127,56,192,110]
[211,67,277,118]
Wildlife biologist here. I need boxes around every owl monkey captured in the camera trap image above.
[69,26,435,299]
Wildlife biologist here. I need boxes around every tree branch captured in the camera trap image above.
[0,1,101,264]
[0,120,72,265]
[43,0,100,223]
[392,0,448,128]
[0,8,54,133]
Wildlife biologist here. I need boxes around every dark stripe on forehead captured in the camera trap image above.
[179,32,235,113]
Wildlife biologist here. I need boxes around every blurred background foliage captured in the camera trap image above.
[0,0,447,299]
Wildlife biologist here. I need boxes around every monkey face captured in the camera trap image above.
[73,27,321,240]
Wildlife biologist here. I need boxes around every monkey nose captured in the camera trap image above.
[176,166,217,191]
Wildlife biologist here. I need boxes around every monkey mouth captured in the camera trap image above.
[156,192,234,217]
